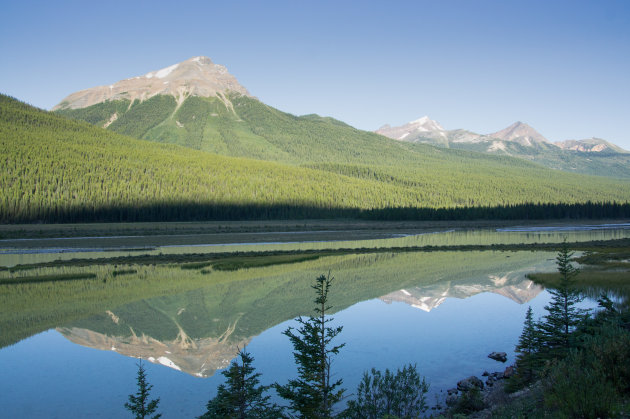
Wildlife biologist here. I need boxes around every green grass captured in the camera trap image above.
[530,271,630,294]
[528,243,630,295]
[111,269,137,277]
[210,254,321,271]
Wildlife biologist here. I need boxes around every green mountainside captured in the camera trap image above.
[445,139,630,179]
[2,93,630,222]
[57,92,630,182]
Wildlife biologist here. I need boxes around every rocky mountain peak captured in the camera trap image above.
[555,138,628,154]
[489,121,550,146]
[53,56,251,110]
[375,115,446,141]
[408,115,445,131]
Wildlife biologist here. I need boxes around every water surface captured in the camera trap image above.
[0,224,625,417]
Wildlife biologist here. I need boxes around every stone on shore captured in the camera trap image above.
[457,376,484,392]
[488,351,508,362]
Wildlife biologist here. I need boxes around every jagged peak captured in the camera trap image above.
[489,121,550,145]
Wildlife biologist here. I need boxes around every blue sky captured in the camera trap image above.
[2,0,629,148]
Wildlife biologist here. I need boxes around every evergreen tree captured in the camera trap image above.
[275,273,345,418]
[125,360,161,419]
[513,306,541,385]
[199,348,282,419]
[539,241,589,359]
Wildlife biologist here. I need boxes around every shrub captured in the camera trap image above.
[344,364,429,418]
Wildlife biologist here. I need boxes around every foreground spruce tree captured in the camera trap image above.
[125,360,161,419]
[275,273,345,418]
[511,306,542,387]
[539,241,589,359]
[199,348,282,419]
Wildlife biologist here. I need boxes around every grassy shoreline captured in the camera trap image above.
[2,218,628,241]
[2,238,629,276]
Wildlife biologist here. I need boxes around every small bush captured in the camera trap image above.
[344,364,429,419]
[543,354,620,418]
[452,386,485,415]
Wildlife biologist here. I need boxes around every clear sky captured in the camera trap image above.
[2,0,629,148]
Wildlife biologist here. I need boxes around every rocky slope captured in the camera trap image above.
[380,274,543,312]
[54,56,250,110]
[555,137,627,154]
[58,325,249,378]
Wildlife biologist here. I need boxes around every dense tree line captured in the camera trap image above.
[3,94,630,223]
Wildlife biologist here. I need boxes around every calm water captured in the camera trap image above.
[0,224,625,418]
[1,289,565,418]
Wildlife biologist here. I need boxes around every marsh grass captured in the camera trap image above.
[111,269,137,277]
[0,272,97,285]
[211,254,321,271]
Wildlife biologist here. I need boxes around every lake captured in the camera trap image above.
[0,223,628,417]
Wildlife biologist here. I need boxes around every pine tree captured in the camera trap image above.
[513,306,541,385]
[539,241,589,359]
[275,273,345,418]
[199,348,282,419]
[125,360,161,419]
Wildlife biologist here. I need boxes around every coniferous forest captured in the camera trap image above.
[2,93,630,223]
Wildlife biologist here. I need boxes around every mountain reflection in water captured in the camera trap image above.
[57,271,542,377]
[381,275,542,312]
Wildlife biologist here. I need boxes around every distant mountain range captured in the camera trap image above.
[376,116,627,154]
[377,117,630,178]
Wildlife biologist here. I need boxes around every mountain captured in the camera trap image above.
[3,93,469,222]
[57,57,469,166]
[54,57,629,178]
[488,121,551,147]
[555,138,628,154]
[377,117,630,178]
[54,56,251,111]
[376,116,449,146]
[4,54,630,223]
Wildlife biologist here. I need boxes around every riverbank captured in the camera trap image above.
[2,218,628,241]
[437,251,630,418]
